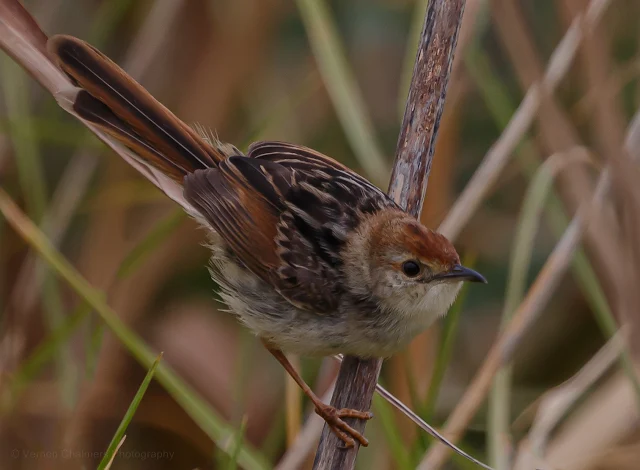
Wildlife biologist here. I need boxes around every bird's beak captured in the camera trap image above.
[436,264,487,283]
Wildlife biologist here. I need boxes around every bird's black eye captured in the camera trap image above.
[401,260,421,277]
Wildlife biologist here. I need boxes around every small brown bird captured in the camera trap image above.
[47,35,486,448]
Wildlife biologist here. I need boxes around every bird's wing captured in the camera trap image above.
[184,145,394,312]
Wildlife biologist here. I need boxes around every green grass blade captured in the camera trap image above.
[488,153,588,469]
[0,117,98,149]
[116,209,185,279]
[3,302,91,410]
[89,0,135,45]
[103,436,126,470]
[422,254,475,425]
[0,55,78,404]
[86,319,105,378]
[0,188,271,470]
[372,393,414,469]
[465,41,640,397]
[466,42,640,466]
[0,0,135,409]
[295,0,388,184]
[1,59,47,222]
[98,353,163,470]
[241,70,323,146]
[225,416,249,470]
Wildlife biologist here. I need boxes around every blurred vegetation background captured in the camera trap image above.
[0,0,639,469]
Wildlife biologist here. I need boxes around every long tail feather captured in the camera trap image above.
[47,35,235,179]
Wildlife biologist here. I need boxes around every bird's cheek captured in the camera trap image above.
[369,270,406,301]
[372,278,394,299]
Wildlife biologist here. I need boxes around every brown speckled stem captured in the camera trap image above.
[312,1,467,469]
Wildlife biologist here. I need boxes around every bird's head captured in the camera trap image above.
[344,210,486,327]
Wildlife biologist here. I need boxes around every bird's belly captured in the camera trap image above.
[208,241,421,358]
[229,290,415,357]
[223,283,417,358]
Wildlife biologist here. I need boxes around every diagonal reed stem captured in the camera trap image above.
[312,2,467,469]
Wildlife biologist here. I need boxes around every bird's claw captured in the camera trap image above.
[315,404,373,448]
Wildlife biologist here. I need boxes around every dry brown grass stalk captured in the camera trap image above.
[313,1,467,468]
[1,0,183,369]
[420,157,603,469]
[513,330,626,470]
[489,2,630,372]
[418,105,640,467]
[438,0,611,241]
[2,1,639,469]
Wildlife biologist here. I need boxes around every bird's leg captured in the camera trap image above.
[264,343,373,448]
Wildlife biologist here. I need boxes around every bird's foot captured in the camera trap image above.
[315,403,373,448]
